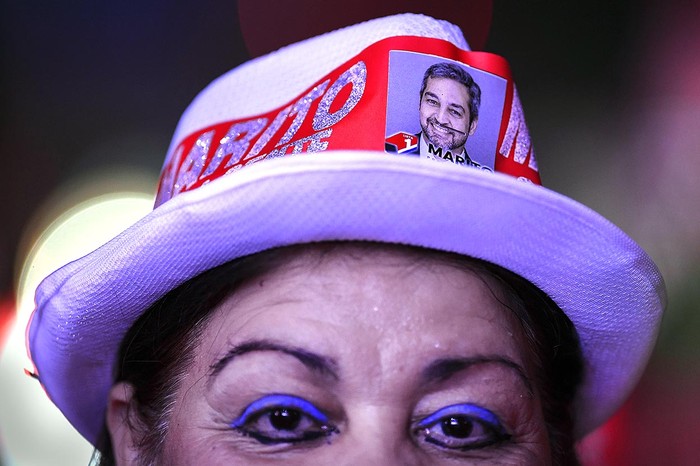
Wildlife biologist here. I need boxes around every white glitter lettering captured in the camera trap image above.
[201,118,268,178]
[278,80,330,145]
[498,87,538,171]
[313,61,367,131]
[155,145,183,206]
[174,130,214,194]
[248,106,292,158]
[265,129,333,160]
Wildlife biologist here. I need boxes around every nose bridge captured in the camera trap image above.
[335,404,423,466]
[435,102,449,123]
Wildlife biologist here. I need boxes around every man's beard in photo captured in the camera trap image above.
[423,117,468,151]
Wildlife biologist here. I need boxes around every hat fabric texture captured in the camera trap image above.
[28,14,665,445]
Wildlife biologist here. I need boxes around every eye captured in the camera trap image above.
[231,394,338,445]
[413,403,511,451]
[449,108,463,118]
[425,97,439,106]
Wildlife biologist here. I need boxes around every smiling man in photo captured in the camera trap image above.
[418,62,481,165]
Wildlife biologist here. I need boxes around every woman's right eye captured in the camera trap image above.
[230,394,338,445]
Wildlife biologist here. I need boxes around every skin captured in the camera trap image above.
[419,77,478,154]
[108,248,550,465]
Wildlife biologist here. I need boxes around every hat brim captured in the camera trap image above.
[29,151,665,443]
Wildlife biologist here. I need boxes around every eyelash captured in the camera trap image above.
[231,396,509,452]
[230,394,338,445]
[413,403,511,451]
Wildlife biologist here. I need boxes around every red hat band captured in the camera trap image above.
[155,36,540,207]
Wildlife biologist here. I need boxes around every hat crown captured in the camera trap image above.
[154,14,540,207]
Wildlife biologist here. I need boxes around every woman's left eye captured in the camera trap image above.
[231,394,338,445]
[414,403,511,451]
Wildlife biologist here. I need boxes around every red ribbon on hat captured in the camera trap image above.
[156,36,540,207]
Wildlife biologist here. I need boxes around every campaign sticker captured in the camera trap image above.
[384,50,508,173]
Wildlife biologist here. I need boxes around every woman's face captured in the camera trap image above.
[115,248,551,465]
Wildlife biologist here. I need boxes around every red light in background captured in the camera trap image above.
[0,294,16,352]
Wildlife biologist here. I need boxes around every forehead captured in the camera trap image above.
[424,76,470,103]
[199,246,530,369]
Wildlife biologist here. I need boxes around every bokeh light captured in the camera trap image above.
[1,189,153,466]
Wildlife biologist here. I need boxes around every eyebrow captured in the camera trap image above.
[424,91,440,101]
[209,339,339,381]
[421,355,534,395]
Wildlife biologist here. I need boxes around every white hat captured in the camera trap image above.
[27,13,665,445]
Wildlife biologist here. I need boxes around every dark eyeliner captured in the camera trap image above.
[231,394,328,428]
[416,403,511,451]
[417,403,503,431]
[230,394,338,445]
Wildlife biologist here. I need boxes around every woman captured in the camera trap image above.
[27,14,665,465]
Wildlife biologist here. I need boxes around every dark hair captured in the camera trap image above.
[94,242,582,465]
[419,62,482,126]
[478,261,583,465]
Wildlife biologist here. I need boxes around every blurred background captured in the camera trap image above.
[1,1,698,464]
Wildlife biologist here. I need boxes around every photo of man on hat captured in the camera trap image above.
[418,62,481,162]
[386,61,488,170]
